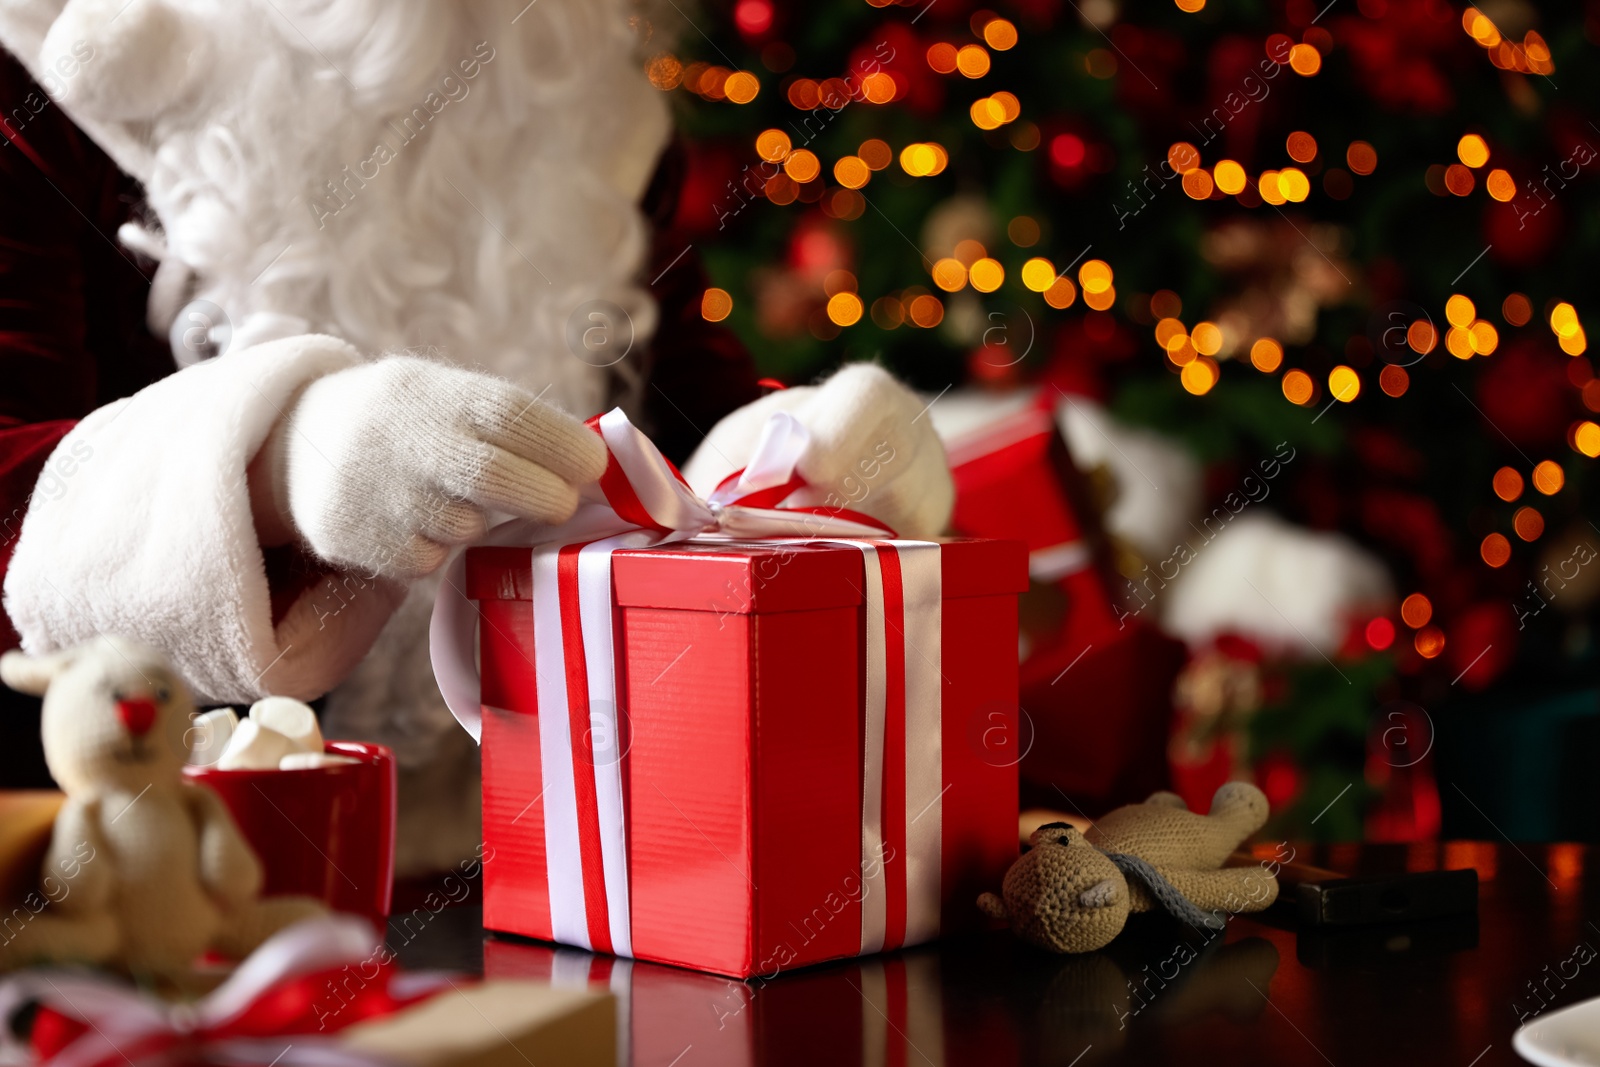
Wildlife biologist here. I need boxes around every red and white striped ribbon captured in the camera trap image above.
[431,408,944,957]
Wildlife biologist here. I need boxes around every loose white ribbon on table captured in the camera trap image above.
[0,916,447,1067]
[430,408,944,958]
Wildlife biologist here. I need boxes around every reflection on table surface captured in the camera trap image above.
[388,842,1596,1066]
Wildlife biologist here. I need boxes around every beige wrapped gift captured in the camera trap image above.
[339,980,615,1067]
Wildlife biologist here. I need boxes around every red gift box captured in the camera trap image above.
[942,394,1183,811]
[462,536,1025,978]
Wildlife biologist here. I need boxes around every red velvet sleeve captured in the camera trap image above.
[0,52,169,650]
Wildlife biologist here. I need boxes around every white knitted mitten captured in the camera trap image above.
[259,354,607,579]
[683,363,954,538]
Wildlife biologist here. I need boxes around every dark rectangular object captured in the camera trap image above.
[1292,866,1479,927]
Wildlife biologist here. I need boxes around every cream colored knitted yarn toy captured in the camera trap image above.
[0,637,325,975]
[979,783,1279,954]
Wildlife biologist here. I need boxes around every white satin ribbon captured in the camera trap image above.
[0,916,419,1067]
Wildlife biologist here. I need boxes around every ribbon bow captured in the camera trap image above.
[431,408,893,744]
[0,917,448,1067]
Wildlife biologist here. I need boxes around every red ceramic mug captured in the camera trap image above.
[185,741,397,921]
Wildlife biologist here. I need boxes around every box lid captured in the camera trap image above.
[464,538,1026,615]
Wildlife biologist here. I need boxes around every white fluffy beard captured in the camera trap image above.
[137,0,672,415]
[41,0,678,872]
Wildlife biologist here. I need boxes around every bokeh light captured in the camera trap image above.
[1400,593,1432,628]
[1492,466,1523,501]
[701,287,733,322]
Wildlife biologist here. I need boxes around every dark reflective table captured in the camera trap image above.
[389,842,1592,1066]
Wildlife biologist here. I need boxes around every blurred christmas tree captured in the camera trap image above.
[650,0,1600,835]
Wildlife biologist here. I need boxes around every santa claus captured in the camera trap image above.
[0,0,952,870]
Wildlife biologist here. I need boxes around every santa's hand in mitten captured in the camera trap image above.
[251,352,607,579]
[683,363,953,538]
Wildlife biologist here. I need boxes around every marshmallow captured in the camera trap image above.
[187,707,238,767]
[278,752,360,771]
[249,696,323,754]
[217,718,298,770]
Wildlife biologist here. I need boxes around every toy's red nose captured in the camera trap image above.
[116,698,158,737]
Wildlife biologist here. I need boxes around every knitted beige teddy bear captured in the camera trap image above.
[0,636,325,975]
[979,782,1279,953]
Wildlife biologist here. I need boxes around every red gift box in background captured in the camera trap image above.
[941,396,1186,812]
[465,537,1025,978]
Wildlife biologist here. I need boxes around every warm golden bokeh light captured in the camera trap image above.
[1277,167,1310,202]
[1444,164,1475,195]
[701,287,733,322]
[1486,169,1515,201]
[899,143,938,176]
[956,44,991,78]
[969,258,1004,292]
[1408,319,1438,354]
[858,139,892,170]
[1445,326,1474,359]
[1481,532,1511,568]
[1286,131,1318,163]
[755,129,791,163]
[826,292,863,326]
[783,148,820,182]
[1250,338,1283,372]
[1347,141,1378,175]
[1084,285,1116,311]
[1191,321,1222,356]
[1380,365,1409,396]
[1551,302,1581,337]
[1531,460,1564,495]
[723,71,761,104]
[1492,466,1524,501]
[926,43,958,74]
[1282,369,1315,405]
[1445,294,1476,328]
[1043,278,1077,309]
[1469,320,1499,355]
[983,18,1019,50]
[1513,506,1545,541]
[970,98,1006,130]
[1168,142,1200,174]
[861,72,897,104]
[907,293,944,327]
[1258,171,1286,205]
[1181,357,1219,394]
[1457,134,1490,168]
[1182,169,1215,199]
[1021,258,1056,292]
[1329,365,1361,401]
[647,53,684,90]
[1078,260,1113,294]
[1415,626,1446,658]
[1400,593,1433,628]
[1575,421,1600,457]
[833,155,870,189]
[1214,160,1247,195]
[1288,43,1322,75]
[1156,318,1186,349]
[931,258,967,292]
